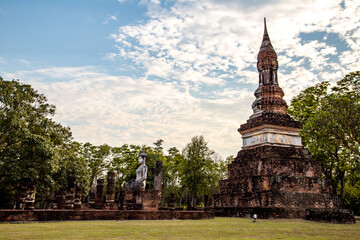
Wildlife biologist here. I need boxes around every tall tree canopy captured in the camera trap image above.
[0,78,74,207]
[180,135,226,207]
[288,71,360,212]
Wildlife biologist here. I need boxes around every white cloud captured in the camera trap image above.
[104,52,118,61]
[2,66,252,157]
[340,50,360,71]
[103,15,118,24]
[16,59,31,65]
[111,0,359,91]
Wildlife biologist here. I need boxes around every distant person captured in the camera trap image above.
[253,213,257,223]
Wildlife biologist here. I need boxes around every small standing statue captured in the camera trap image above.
[126,149,148,190]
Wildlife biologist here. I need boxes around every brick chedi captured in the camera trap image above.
[213,19,354,223]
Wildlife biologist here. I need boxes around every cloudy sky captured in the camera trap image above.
[0,0,359,158]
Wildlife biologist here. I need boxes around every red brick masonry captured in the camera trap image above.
[0,210,214,222]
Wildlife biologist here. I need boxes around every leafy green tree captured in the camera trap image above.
[180,135,225,208]
[288,71,360,211]
[0,78,73,208]
[82,142,111,200]
[109,138,228,208]
[143,144,163,190]
[111,144,137,190]
[162,147,183,206]
[53,141,90,201]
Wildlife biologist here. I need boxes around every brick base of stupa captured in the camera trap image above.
[213,145,355,223]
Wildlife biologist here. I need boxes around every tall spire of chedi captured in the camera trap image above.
[239,18,302,149]
[252,17,287,117]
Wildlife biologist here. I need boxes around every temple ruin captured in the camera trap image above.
[213,19,355,224]
[0,150,213,222]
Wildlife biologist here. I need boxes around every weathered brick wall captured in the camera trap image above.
[214,206,354,223]
[124,189,161,210]
[214,145,340,213]
[305,209,355,224]
[0,210,214,222]
[219,176,332,195]
[142,190,161,210]
[214,191,339,209]
[227,153,322,179]
[225,146,323,188]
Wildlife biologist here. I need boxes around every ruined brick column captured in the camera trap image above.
[24,178,36,210]
[168,193,175,209]
[95,179,105,204]
[74,181,82,209]
[187,195,192,210]
[16,180,27,210]
[16,178,36,210]
[124,190,135,210]
[118,190,125,210]
[154,161,163,191]
[65,177,76,209]
[106,171,116,203]
[204,195,209,210]
[56,187,67,209]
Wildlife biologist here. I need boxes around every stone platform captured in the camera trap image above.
[214,207,355,224]
[213,145,341,209]
[0,209,214,222]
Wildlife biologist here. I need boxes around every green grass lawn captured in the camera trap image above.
[0,217,359,240]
